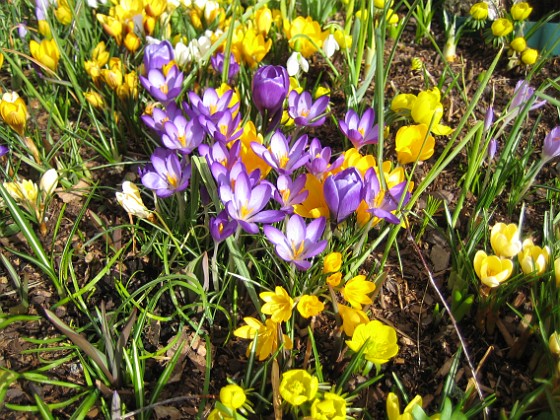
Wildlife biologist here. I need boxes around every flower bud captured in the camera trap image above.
[521,48,538,65]
[549,332,560,356]
[511,2,532,21]
[490,222,522,258]
[0,91,27,135]
[491,18,514,37]
[510,37,527,53]
[40,168,58,197]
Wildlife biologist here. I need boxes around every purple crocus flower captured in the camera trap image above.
[211,52,240,81]
[140,65,184,104]
[288,91,329,127]
[35,0,50,20]
[263,214,327,270]
[363,168,410,224]
[162,115,205,155]
[209,210,238,242]
[252,65,289,116]
[324,167,364,224]
[144,40,174,71]
[542,126,560,162]
[251,132,310,175]
[274,174,309,214]
[487,139,498,161]
[306,138,345,180]
[483,107,494,133]
[200,141,241,183]
[204,109,243,144]
[217,161,261,203]
[0,144,8,157]
[504,80,547,125]
[185,88,238,126]
[338,107,379,150]
[141,148,191,198]
[142,103,183,136]
[224,169,284,234]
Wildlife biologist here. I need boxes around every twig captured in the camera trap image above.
[405,222,489,419]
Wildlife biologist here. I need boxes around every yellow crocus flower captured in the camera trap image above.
[29,38,60,72]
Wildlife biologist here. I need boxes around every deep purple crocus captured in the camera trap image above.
[274,174,309,214]
[323,167,364,224]
[161,115,205,155]
[542,126,560,162]
[209,210,238,242]
[363,168,410,224]
[141,148,191,198]
[224,169,284,234]
[251,132,309,175]
[338,107,379,150]
[252,65,289,116]
[144,40,174,71]
[288,90,329,127]
[211,52,240,81]
[140,65,184,104]
[0,144,8,157]
[263,214,327,270]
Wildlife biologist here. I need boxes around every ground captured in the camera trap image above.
[1,14,560,420]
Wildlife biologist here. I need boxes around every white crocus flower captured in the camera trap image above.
[116,181,153,220]
[287,52,309,77]
[174,41,189,67]
[39,168,58,197]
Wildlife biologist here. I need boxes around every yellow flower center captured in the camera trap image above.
[167,174,178,188]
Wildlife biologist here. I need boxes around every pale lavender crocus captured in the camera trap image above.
[224,169,284,234]
[363,168,410,224]
[161,115,205,155]
[542,126,560,162]
[504,80,547,125]
[251,132,309,175]
[144,40,174,71]
[209,210,238,242]
[142,103,183,136]
[141,148,191,198]
[338,107,379,150]
[140,65,184,104]
[185,88,238,126]
[200,141,241,183]
[274,174,309,214]
[204,109,243,143]
[323,167,364,224]
[288,91,329,127]
[306,138,345,180]
[263,214,327,270]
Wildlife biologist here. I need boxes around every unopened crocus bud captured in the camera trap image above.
[85,90,105,109]
[0,91,27,135]
[555,257,560,287]
[323,252,342,273]
[470,2,488,20]
[511,2,532,21]
[521,48,538,65]
[40,168,58,196]
[251,65,289,116]
[255,6,272,35]
[324,167,364,224]
[542,127,560,162]
[550,332,560,356]
[518,238,550,275]
[124,32,141,52]
[490,222,522,258]
[484,107,494,133]
[116,181,153,220]
[491,18,513,37]
[510,37,527,53]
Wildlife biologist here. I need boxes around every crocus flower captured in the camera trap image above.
[116,181,153,220]
[0,91,27,135]
[260,286,294,323]
[279,370,319,406]
[286,51,309,77]
[345,320,399,364]
[143,39,174,71]
[252,65,289,116]
[204,109,243,144]
[387,393,424,420]
[323,252,342,273]
[161,115,205,155]
[342,275,376,309]
[140,65,184,104]
[185,88,237,126]
[338,304,369,336]
[473,250,514,288]
[0,144,8,157]
[211,52,239,81]
[141,148,191,198]
[273,174,308,214]
[263,214,327,270]
[296,295,324,318]
[209,210,237,242]
[251,131,309,175]
[225,169,283,234]
[490,222,522,258]
[323,167,364,224]
[285,16,327,58]
[542,126,560,162]
[200,141,241,183]
[141,103,183,136]
[29,38,60,72]
[395,124,435,164]
[505,80,547,125]
[363,167,410,224]
[338,107,379,150]
[288,90,329,127]
[518,238,550,275]
[305,138,345,180]
[234,317,292,361]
